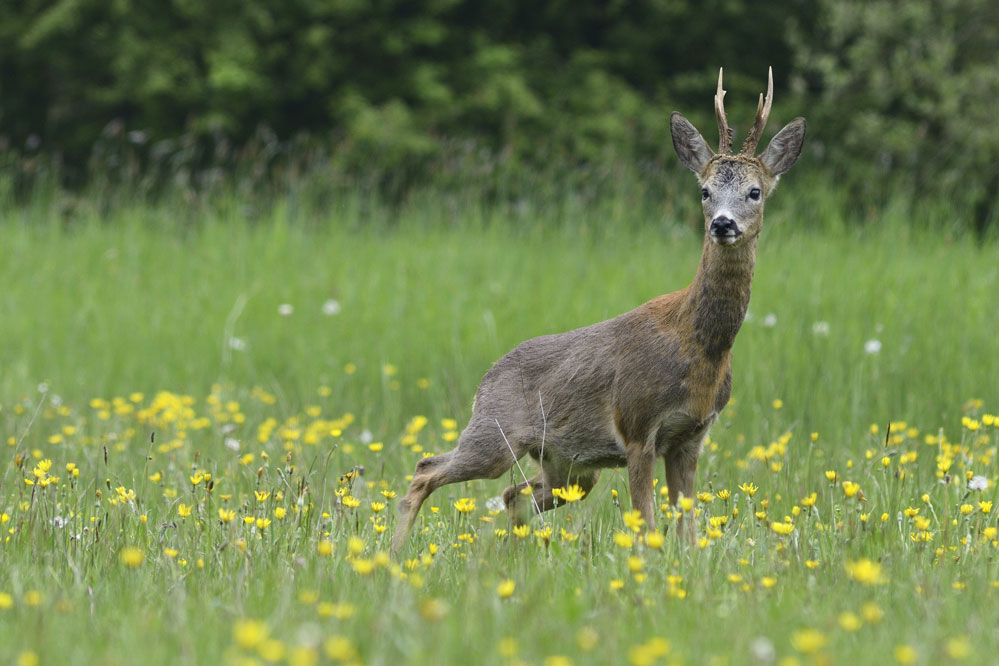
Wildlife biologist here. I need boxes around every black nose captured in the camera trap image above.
[710,216,738,235]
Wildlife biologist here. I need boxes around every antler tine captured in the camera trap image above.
[714,67,732,154]
[741,66,774,155]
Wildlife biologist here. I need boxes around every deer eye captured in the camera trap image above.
[748,188,761,201]
[701,188,710,201]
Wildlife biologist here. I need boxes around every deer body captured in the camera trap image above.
[393,69,805,551]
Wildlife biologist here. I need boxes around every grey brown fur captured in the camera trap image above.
[392,68,805,551]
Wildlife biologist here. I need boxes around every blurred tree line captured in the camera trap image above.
[0,0,996,229]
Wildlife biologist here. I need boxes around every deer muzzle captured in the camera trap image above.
[709,216,741,244]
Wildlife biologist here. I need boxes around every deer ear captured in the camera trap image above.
[760,117,806,176]
[670,112,714,174]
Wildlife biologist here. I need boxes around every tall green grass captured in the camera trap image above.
[2,190,994,442]
[0,187,996,665]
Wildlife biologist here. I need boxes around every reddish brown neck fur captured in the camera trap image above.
[684,235,758,359]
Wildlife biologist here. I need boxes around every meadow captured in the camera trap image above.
[0,187,997,666]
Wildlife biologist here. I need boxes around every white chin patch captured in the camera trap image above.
[710,234,740,245]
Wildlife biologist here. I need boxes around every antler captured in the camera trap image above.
[714,68,733,154]
[740,66,773,156]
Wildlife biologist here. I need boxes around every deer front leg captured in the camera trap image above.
[626,445,657,531]
[665,437,704,545]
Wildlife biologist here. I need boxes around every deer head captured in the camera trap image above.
[670,68,806,246]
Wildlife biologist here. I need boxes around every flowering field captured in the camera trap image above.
[1,204,997,665]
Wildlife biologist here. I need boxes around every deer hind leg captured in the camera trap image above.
[503,464,601,526]
[392,420,525,553]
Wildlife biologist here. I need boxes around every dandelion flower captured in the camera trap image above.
[496,579,515,599]
[233,618,268,649]
[613,532,634,549]
[790,629,827,654]
[945,637,971,659]
[350,559,375,575]
[323,636,357,661]
[347,536,365,556]
[553,484,586,503]
[838,612,861,631]
[893,645,917,664]
[120,547,144,568]
[770,521,795,536]
[16,652,39,666]
[418,598,449,622]
[845,558,884,585]
[622,510,645,532]
[498,638,518,657]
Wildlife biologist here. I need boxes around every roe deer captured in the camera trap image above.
[393,68,805,551]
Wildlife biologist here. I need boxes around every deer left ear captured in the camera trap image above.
[760,117,806,176]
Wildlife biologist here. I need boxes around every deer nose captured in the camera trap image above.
[710,216,739,236]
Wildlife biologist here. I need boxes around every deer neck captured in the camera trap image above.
[683,234,758,360]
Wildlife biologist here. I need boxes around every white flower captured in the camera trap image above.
[762,313,777,327]
[37,382,49,393]
[228,337,247,351]
[359,429,373,444]
[322,299,342,316]
[224,438,241,452]
[969,475,989,491]
[864,339,882,354]
[812,321,830,336]
[51,516,67,529]
[750,637,775,663]
[277,303,294,316]
[486,496,506,512]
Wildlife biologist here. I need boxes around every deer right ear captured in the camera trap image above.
[670,112,714,174]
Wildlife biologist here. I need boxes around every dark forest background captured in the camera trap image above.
[1,0,996,230]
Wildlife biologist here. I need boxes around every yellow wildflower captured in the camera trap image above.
[790,629,827,653]
[846,558,884,585]
[613,532,634,549]
[553,484,586,503]
[770,521,795,535]
[120,547,144,568]
[496,579,515,599]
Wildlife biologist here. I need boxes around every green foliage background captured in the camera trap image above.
[1,0,997,229]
